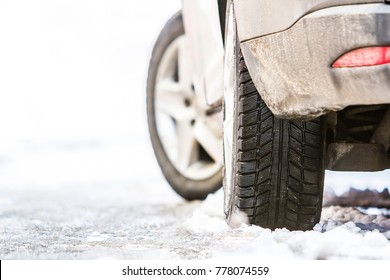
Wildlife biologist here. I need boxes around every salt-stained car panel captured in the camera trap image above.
[234,0,383,41]
[241,4,390,119]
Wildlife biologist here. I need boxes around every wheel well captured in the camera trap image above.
[325,104,390,171]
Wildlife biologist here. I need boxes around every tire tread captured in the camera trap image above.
[231,52,325,230]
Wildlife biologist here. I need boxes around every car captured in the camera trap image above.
[146,0,390,231]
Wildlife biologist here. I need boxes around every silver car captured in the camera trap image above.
[147,0,390,230]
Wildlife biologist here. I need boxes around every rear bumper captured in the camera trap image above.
[241,4,390,119]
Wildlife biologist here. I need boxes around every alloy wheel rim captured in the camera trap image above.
[154,35,222,181]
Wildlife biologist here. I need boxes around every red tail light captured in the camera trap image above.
[332,46,390,68]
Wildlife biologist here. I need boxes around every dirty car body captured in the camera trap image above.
[237,0,390,119]
[183,0,390,119]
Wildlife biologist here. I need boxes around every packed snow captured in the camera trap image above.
[0,0,390,260]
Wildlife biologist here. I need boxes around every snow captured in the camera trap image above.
[183,191,390,260]
[0,0,390,260]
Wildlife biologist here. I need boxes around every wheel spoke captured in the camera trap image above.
[155,78,186,119]
[176,121,198,169]
[193,117,223,164]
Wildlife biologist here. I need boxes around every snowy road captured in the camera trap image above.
[0,141,390,260]
[0,143,390,260]
[0,0,390,260]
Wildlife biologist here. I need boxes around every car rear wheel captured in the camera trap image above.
[147,12,222,200]
[223,4,327,230]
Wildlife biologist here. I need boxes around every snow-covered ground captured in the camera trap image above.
[0,0,389,260]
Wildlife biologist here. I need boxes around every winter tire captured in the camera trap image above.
[147,12,223,200]
[224,4,327,230]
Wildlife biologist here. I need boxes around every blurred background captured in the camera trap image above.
[0,0,182,193]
